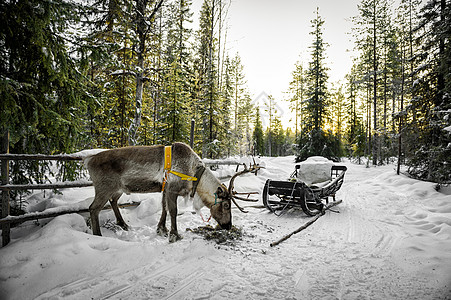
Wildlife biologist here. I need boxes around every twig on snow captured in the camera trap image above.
[270,199,343,247]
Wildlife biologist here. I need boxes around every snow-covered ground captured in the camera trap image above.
[1,156,451,299]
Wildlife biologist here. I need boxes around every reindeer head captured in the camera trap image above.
[209,184,232,230]
[209,164,260,229]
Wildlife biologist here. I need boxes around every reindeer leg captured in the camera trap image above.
[89,190,110,236]
[109,192,128,231]
[157,192,168,237]
[167,192,182,243]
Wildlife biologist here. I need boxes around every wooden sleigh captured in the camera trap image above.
[263,164,347,216]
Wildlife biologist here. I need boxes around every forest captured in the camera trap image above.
[0,0,450,198]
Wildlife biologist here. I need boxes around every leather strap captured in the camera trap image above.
[164,145,172,170]
[190,165,205,198]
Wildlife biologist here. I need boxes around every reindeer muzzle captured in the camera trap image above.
[220,221,232,230]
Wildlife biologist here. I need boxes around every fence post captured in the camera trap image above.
[1,130,10,246]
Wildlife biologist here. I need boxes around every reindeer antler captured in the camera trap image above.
[227,164,260,193]
[231,197,248,213]
[227,163,262,213]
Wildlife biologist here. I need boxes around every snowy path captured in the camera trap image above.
[1,157,450,299]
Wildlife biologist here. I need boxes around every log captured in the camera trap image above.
[270,199,343,247]
[202,159,242,166]
[0,202,140,225]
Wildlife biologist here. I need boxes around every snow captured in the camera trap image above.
[1,156,451,299]
[296,156,335,185]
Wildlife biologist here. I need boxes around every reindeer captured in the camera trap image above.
[84,142,257,242]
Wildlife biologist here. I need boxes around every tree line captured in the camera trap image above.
[287,0,450,184]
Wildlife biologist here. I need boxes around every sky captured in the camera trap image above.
[191,0,361,128]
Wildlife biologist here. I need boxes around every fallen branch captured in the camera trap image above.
[270,199,343,247]
[0,202,140,225]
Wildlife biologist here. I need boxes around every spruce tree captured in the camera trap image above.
[194,0,220,158]
[407,0,451,183]
[344,66,367,161]
[287,61,306,141]
[0,0,93,187]
[219,54,233,156]
[297,8,339,162]
[353,0,392,165]
[253,110,264,156]
[158,0,193,145]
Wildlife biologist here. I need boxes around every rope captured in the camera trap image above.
[272,181,297,217]
[199,211,211,223]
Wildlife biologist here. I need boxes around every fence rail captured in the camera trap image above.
[0,153,82,161]
[0,181,93,191]
[0,202,140,226]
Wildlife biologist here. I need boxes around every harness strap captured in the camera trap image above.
[162,145,203,193]
[164,145,172,170]
[169,170,197,181]
[190,165,205,198]
[162,146,172,192]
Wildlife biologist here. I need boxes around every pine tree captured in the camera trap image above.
[394,0,421,173]
[128,0,164,145]
[228,53,249,155]
[239,92,255,155]
[297,8,340,162]
[0,0,94,188]
[305,7,329,134]
[270,117,285,156]
[158,0,193,145]
[344,66,367,161]
[330,83,346,140]
[264,95,278,157]
[253,110,264,156]
[406,0,451,183]
[353,0,392,165]
[194,0,221,158]
[219,54,233,156]
[287,60,306,141]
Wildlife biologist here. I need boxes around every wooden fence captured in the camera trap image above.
[0,131,100,247]
[0,131,245,247]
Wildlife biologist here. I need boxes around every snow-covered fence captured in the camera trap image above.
[0,135,98,246]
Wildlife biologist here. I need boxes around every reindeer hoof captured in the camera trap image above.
[169,232,182,243]
[157,226,168,237]
[118,222,129,231]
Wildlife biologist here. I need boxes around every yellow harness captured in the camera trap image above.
[162,145,198,192]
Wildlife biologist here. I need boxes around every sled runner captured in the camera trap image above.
[263,164,347,216]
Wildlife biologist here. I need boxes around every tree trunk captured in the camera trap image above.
[397,38,405,175]
[129,0,148,146]
[129,0,164,146]
[372,1,378,166]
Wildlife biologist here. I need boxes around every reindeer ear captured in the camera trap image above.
[216,186,227,198]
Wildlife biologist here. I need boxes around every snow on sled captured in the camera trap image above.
[263,156,347,216]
